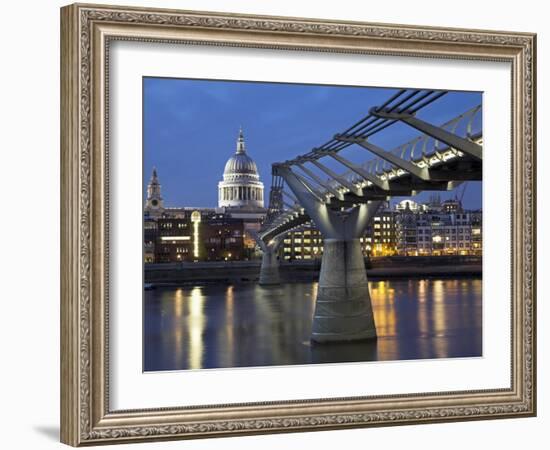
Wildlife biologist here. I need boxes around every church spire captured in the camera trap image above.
[145,166,164,217]
[236,126,246,154]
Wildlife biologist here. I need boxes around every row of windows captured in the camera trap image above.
[413,230,472,236]
[157,246,190,254]
[416,236,472,242]
[286,232,322,238]
[415,243,471,249]
[284,247,322,253]
[206,237,241,244]
[158,222,191,229]
[283,255,313,260]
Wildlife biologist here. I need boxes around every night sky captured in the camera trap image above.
[143,78,482,210]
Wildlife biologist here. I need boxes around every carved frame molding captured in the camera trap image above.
[60,3,536,446]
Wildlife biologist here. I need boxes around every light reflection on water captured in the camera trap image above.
[144,279,482,372]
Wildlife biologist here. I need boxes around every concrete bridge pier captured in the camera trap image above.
[276,165,382,343]
[253,234,283,286]
[312,238,376,343]
[259,246,281,285]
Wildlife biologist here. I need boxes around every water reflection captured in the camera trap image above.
[187,287,206,369]
[144,278,482,371]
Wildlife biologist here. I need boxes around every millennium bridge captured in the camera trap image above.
[254,88,482,344]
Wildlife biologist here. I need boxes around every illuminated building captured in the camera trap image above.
[470,210,483,256]
[279,201,481,260]
[203,215,246,261]
[153,216,194,263]
[396,199,420,213]
[395,199,483,256]
[396,203,420,255]
[441,199,462,213]
[144,218,157,263]
[281,205,398,260]
[153,213,246,262]
[362,206,398,257]
[281,224,323,260]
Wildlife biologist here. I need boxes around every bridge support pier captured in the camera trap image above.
[259,247,281,285]
[276,166,383,343]
[312,238,376,343]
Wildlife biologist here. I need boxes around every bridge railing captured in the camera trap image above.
[323,105,482,193]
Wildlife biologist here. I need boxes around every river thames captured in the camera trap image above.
[144,278,482,372]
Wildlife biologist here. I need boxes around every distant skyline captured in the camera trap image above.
[144,78,482,210]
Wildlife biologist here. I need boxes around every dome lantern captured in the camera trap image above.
[236,126,246,154]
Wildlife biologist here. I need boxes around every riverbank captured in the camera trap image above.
[144,256,482,285]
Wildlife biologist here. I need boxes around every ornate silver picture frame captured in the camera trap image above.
[60,3,536,446]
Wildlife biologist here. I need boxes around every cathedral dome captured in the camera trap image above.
[223,152,259,177]
[222,128,260,180]
[218,128,265,209]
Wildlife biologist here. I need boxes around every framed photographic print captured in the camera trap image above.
[60,3,537,446]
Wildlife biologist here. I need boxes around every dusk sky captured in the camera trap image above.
[143,78,482,209]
